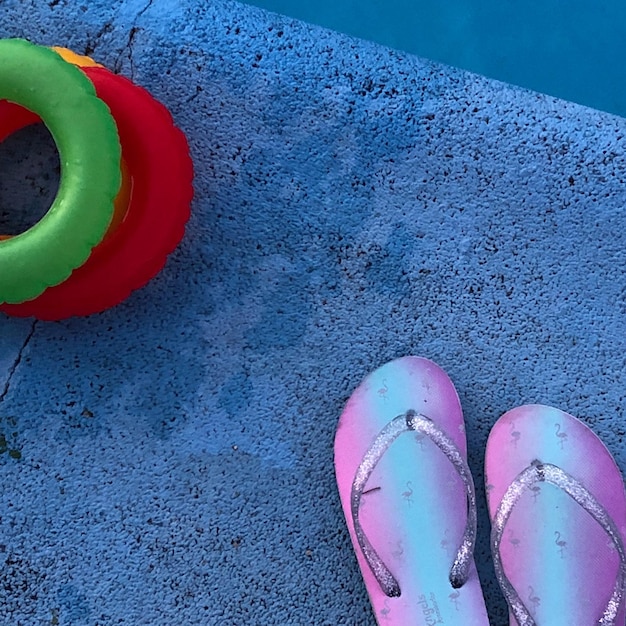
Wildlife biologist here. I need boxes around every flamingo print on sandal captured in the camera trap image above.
[334,356,489,625]
[485,405,626,625]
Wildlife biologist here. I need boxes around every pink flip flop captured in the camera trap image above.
[334,356,489,625]
[485,404,626,625]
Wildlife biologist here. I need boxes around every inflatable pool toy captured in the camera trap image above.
[0,39,121,305]
[0,39,193,319]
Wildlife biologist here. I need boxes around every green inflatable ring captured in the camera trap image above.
[0,39,121,304]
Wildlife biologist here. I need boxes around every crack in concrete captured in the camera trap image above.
[135,0,155,21]
[185,85,203,104]
[0,321,37,403]
[84,21,115,57]
[114,0,155,78]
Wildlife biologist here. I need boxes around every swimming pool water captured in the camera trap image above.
[242,0,626,118]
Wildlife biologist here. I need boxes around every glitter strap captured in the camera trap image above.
[491,460,626,626]
[350,410,477,597]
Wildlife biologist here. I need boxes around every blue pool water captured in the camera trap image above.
[242,0,626,118]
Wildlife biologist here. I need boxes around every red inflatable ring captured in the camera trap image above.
[1,64,193,319]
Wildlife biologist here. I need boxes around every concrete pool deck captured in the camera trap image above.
[2,0,626,623]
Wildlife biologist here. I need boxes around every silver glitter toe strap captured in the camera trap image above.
[491,460,626,626]
[351,410,477,597]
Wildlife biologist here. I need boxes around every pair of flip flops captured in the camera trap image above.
[335,356,626,625]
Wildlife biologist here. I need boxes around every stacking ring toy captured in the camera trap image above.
[0,39,121,305]
[0,39,193,319]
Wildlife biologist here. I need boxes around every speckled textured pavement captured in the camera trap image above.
[1,1,626,624]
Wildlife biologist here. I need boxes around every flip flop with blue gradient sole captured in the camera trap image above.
[335,356,489,625]
[486,404,626,625]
